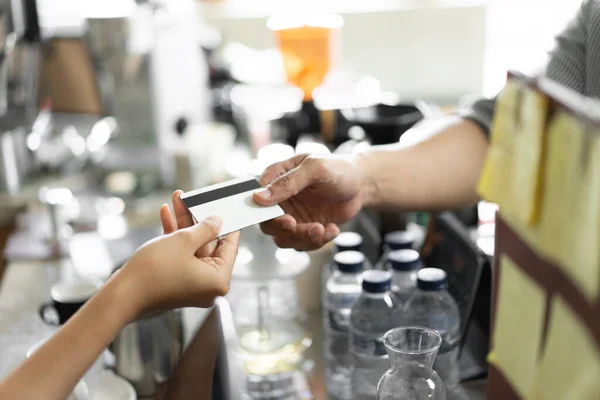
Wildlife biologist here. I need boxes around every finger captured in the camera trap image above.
[196,239,219,258]
[214,230,241,268]
[259,215,297,236]
[273,234,308,250]
[172,190,195,229]
[258,154,308,186]
[253,155,316,206]
[160,204,177,234]
[273,234,321,251]
[297,222,325,241]
[324,223,341,242]
[293,223,337,251]
[272,222,327,251]
[179,215,223,249]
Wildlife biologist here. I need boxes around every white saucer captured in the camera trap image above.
[91,374,136,400]
[69,380,91,400]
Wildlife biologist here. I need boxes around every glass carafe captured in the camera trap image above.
[377,326,446,400]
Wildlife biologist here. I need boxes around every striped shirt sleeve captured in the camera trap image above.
[458,0,590,138]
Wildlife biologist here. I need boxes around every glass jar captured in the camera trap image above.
[377,326,446,400]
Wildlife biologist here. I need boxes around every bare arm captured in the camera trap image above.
[360,0,592,212]
[359,118,490,211]
[0,274,136,400]
[254,117,489,250]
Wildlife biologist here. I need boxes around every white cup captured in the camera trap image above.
[91,374,136,400]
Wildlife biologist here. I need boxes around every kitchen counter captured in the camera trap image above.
[0,199,488,399]
[304,307,487,400]
[0,259,488,399]
[0,259,64,379]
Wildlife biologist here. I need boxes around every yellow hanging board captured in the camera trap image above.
[536,111,583,268]
[529,296,600,400]
[569,131,600,302]
[490,254,546,398]
[478,80,521,207]
[511,87,548,225]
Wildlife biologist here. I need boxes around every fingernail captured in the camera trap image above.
[309,228,319,238]
[325,231,338,242]
[256,188,272,199]
[206,215,223,228]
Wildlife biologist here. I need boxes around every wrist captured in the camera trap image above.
[353,151,380,208]
[100,265,143,326]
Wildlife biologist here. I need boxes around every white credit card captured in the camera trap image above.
[180,177,284,236]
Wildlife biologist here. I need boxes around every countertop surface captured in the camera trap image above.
[0,260,487,399]
[0,189,488,398]
[0,260,64,379]
[304,305,487,400]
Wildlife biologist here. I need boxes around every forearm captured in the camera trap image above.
[0,272,138,400]
[359,118,489,211]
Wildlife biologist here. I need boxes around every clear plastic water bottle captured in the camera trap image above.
[323,251,365,400]
[403,268,462,392]
[377,230,415,270]
[322,232,364,289]
[350,270,402,400]
[321,233,371,310]
[387,249,421,306]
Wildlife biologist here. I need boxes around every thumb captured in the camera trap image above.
[254,158,317,205]
[179,216,223,249]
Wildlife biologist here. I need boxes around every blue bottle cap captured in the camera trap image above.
[388,249,420,271]
[334,232,363,253]
[416,268,448,291]
[334,251,365,273]
[361,270,392,293]
[384,230,414,251]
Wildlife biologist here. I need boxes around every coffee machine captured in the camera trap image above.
[84,0,211,189]
[0,0,41,195]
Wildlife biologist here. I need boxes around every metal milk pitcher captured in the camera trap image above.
[111,309,183,398]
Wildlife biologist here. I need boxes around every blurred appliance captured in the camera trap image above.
[276,93,424,150]
[210,298,249,400]
[0,0,40,194]
[111,309,184,397]
[84,0,210,187]
[266,13,343,148]
[421,212,491,381]
[338,103,423,146]
[226,83,303,154]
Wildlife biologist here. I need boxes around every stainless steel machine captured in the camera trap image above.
[84,0,211,190]
[0,0,40,194]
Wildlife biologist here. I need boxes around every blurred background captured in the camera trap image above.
[197,0,582,99]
